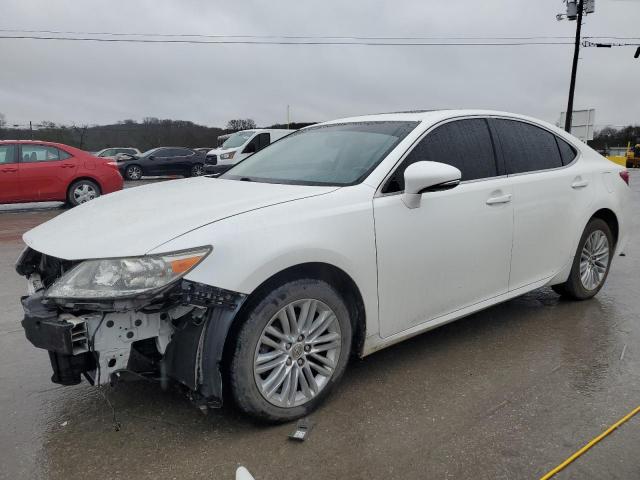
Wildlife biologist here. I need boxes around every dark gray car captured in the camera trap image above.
[117,147,206,180]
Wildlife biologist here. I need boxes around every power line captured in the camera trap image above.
[0,29,579,40]
[1,28,638,41]
[0,35,576,46]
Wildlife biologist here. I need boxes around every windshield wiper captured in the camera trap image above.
[239,177,253,182]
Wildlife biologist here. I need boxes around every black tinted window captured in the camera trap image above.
[556,137,577,165]
[492,119,562,174]
[384,118,497,193]
[256,133,270,151]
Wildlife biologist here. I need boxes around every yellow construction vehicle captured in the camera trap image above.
[606,141,640,168]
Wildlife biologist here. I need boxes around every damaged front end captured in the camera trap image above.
[16,247,246,408]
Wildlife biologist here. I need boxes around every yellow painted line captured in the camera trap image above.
[540,405,640,479]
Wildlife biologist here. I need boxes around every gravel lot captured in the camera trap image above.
[1,173,638,479]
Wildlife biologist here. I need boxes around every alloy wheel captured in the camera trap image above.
[579,229,609,290]
[127,166,142,180]
[73,183,98,204]
[192,164,205,176]
[253,299,342,408]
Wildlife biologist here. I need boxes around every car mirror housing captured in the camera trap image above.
[402,161,461,209]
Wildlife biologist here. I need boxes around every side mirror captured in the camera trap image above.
[402,161,461,209]
[243,143,256,154]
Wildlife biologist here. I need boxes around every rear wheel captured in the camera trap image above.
[229,279,352,422]
[67,179,101,207]
[125,164,143,180]
[552,218,613,300]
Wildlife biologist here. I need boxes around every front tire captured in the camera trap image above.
[125,164,143,180]
[190,163,205,177]
[67,179,101,207]
[229,279,352,422]
[552,218,613,300]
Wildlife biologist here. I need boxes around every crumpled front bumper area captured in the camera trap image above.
[17,247,247,407]
[22,293,96,385]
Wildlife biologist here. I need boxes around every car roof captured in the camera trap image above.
[313,109,573,143]
[318,109,556,128]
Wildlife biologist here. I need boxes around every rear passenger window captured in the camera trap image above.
[383,118,497,193]
[491,119,563,174]
[555,137,577,165]
[21,145,61,162]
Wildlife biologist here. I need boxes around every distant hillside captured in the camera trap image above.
[0,118,225,152]
[0,118,320,152]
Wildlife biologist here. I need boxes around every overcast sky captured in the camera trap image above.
[0,0,638,129]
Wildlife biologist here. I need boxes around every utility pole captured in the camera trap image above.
[286,104,290,129]
[564,0,585,133]
[29,121,33,139]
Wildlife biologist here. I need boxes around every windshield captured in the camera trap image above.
[222,131,255,149]
[140,148,160,157]
[222,121,418,186]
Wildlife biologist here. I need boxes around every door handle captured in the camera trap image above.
[1,167,18,173]
[60,163,75,168]
[486,194,512,205]
[571,179,589,189]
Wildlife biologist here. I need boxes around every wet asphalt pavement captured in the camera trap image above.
[0,174,639,480]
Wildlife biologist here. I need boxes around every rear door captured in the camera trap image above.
[374,118,514,337]
[489,118,591,290]
[19,144,78,201]
[0,144,21,202]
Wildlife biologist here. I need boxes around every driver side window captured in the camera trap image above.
[382,118,498,193]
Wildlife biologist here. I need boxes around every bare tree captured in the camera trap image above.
[226,119,257,131]
[0,112,6,129]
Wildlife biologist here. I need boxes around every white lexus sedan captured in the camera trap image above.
[17,110,630,422]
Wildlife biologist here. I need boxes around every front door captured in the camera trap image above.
[374,118,514,338]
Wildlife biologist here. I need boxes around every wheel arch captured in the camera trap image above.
[549,206,621,287]
[590,208,619,246]
[65,176,103,199]
[124,163,143,178]
[221,262,367,374]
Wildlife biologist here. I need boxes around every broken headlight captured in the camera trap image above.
[45,247,211,299]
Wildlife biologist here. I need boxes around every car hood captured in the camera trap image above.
[23,177,339,260]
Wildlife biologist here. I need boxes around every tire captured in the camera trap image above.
[67,179,101,207]
[229,278,353,423]
[552,218,613,300]
[190,163,205,177]
[125,164,143,180]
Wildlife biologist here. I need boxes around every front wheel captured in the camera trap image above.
[190,163,205,177]
[552,218,613,300]
[125,164,143,180]
[67,179,101,207]
[229,279,352,422]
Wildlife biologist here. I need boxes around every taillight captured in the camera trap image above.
[619,170,630,186]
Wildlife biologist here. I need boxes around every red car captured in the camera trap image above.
[0,140,123,207]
